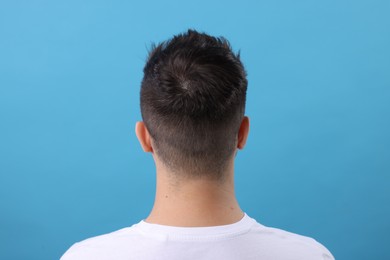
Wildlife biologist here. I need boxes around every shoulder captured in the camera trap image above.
[247,220,334,259]
[61,226,139,260]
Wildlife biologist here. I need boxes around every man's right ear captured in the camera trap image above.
[135,121,153,153]
[237,116,249,150]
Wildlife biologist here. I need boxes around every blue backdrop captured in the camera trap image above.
[0,1,389,259]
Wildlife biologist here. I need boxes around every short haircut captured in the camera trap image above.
[140,29,248,180]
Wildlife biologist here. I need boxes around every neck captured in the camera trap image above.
[145,162,243,227]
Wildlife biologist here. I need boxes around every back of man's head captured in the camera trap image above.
[140,29,248,180]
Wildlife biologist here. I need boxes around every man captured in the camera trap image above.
[61,30,334,259]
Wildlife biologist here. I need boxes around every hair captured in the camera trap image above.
[140,29,248,180]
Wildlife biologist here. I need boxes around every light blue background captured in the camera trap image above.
[1,0,389,259]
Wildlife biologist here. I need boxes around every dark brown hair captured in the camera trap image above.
[140,29,248,179]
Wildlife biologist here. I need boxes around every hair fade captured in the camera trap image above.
[140,29,248,180]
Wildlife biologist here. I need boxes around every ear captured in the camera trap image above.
[237,116,249,150]
[135,121,153,153]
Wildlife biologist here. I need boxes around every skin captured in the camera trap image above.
[135,116,250,227]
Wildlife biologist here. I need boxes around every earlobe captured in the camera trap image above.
[135,121,153,153]
[237,116,249,150]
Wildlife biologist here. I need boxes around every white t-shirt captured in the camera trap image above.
[61,214,334,260]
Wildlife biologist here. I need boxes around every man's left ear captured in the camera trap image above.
[237,116,249,150]
[135,121,153,153]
